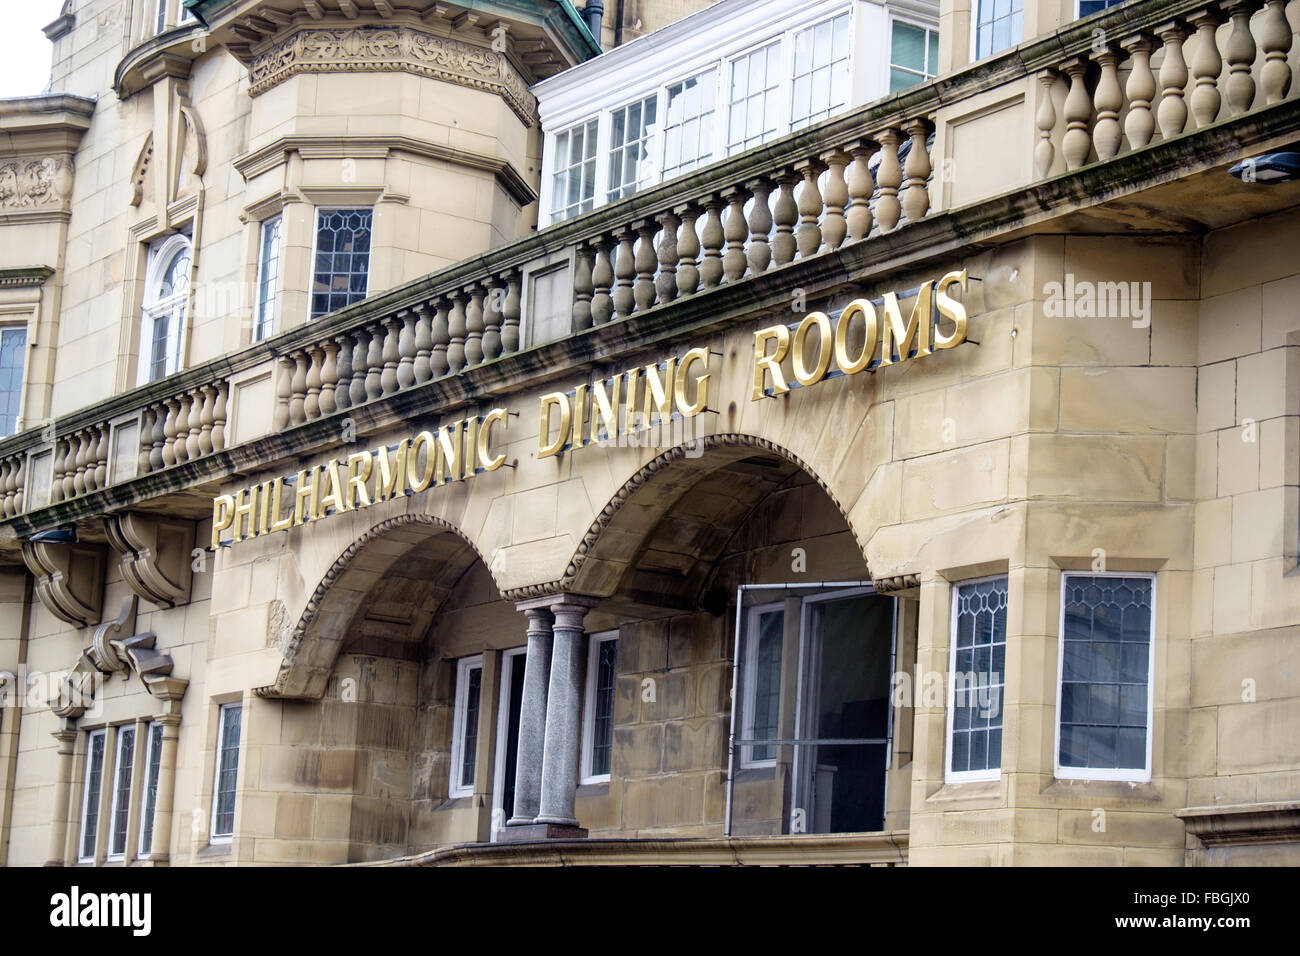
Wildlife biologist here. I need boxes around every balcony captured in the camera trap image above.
[2,0,1298,562]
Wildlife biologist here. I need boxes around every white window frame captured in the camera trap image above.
[253,214,283,342]
[1075,0,1129,20]
[136,232,193,386]
[0,323,28,439]
[77,728,107,863]
[105,724,137,861]
[209,702,242,843]
[944,574,1008,784]
[724,37,786,157]
[548,118,602,223]
[969,0,1025,63]
[155,0,168,34]
[660,67,719,182]
[308,206,373,323]
[786,9,854,132]
[490,646,527,841]
[605,93,661,203]
[449,655,484,799]
[739,601,785,770]
[1054,571,1157,783]
[580,631,619,785]
[888,16,939,93]
[138,720,164,858]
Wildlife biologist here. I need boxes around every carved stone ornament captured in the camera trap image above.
[21,538,106,628]
[129,132,153,207]
[248,26,538,126]
[105,511,195,608]
[0,156,74,209]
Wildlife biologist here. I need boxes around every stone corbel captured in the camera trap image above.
[105,512,195,608]
[50,596,136,718]
[21,538,106,628]
[872,573,920,596]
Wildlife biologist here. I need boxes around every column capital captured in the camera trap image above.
[549,594,599,632]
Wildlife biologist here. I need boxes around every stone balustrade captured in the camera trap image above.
[136,382,229,478]
[1035,0,1296,177]
[48,425,109,505]
[0,452,24,518]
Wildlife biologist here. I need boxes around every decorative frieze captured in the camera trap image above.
[249,27,538,126]
[0,156,74,210]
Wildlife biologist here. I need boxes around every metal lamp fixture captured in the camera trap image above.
[1229,152,1300,184]
[28,526,77,544]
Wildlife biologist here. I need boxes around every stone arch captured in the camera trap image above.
[257,513,495,700]
[504,433,869,607]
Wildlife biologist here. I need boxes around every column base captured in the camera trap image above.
[498,822,589,843]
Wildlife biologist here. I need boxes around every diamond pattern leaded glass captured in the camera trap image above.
[459,665,482,789]
[590,638,619,776]
[139,722,164,857]
[0,327,26,438]
[311,208,372,320]
[950,578,1008,775]
[80,731,106,860]
[1059,575,1153,771]
[109,726,136,857]
[213,704,241,836]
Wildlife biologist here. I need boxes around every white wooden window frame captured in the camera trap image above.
[136,232,193,386]
[253,214,283,342]
[1054,571,1157,783]
[77,728,107,863]
[105,724,137,861]
[580,631,619,785]
[605,93,662,203]
[660,67,720,181]
[944,574,1009,784]
[448,655,484,799]
[490,647,527,840]
[307,206,374,323]
[969,0,1025,63]
[786,10,856,132]
[548,119,602,223]
[210,702,242,842]
[887,15,939,91]
[138,720,164,858]
[0,322,28,440]
[739,601,785,770]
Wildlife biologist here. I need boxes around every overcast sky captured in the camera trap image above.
[0,1,66,97]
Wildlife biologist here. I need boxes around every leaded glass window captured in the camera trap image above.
[138,234,192,385]
[139,721,164,857]
[311,208,372,320]
[450,656,483,797]
[108,726,136,858]
[254,215,282,341]
[948,577,1007,780]
[79,730,106,861]
[742,605,784,766]
[789,13,851,130]
[607,95,659,203]
[0,327,26,438]
[211,703,241,839]
[1058,574,1155,778]
[583,634,619,781]
[551,120,599,222]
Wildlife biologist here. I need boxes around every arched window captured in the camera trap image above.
[137,233,192,385]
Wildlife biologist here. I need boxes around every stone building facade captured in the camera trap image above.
[0,0,1299,867]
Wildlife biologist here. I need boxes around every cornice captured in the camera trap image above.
[114,26,209,100]
[0,266,54,289]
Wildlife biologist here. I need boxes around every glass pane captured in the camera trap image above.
[591,639,619,776]
[0,327,26,437]
[459,665,482,789]
[81,733,106,859]
[140,722,164,856]
[213,704,242,836]
[749,610,784,762]
[311,209,372,319]
[892,23,926,72]
[110,727,136,856]
[950,578,1008,775]
[501,655,526,822]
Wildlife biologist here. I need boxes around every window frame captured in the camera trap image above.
[448,655,484,799]
[77,728,108,864]
[1054,570,1157,783]
[944,574,1009,784]
[738,600,786,770]
[969,0,1025,63]
[887,16,940,94]
[307,206,374,323]
[724,36,786,157]
[660,67,720,182]
[253,213,283,342]
[105,724,137,862]
[490,646,527,840]
[1076,0,1130,20]
[0,323,28,439]
[604,93,661,204]
[136,231,193,386]
[209,702,242,843]
[786,9,854,132]
[548,117,602,223]
[138,720,164,858]
[580,631,619,785]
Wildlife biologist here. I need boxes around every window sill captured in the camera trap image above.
[576,782,610,798]
[197,842,232,858]
[927,778,1003,804]
[1043,778,1162,801]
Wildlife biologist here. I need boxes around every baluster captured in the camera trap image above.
[348,331,369,406]
[397,309,417,387]
[902,120,932,222]
[1223,1,1258,114]
[502,272,521,354]
[273,356,293,431]
[634,221,659,311]
[464,286,485,368]
[847,142,876,240]
[49,439,63,502]
[431,299,451,378]
[150,404,166,472]
[79,430,95,493]
[772,173,798,266]
[794,160,824,257]
[875,130,904,232]
[0,461,11,517]
[365,324,384,400]
[447,294,468,373]
[413,304,434,383]
[700,197,725,290]
[1122,36,1157,150]
[675,205,701,297]
[86,429,101,492]
[198,385,215,456]
[319,341,339,416]
[288,351,307,425]
[1157,22,1191,139]
[1035,72,1058,178]
[172,394,191,464]
[1260,0,1293,104]
[1188,10,1224,127]
[160,402,178,470]
[1061,58,1092,170]
[334,334,353,411]
[591,238,615,324]
[482,284,504,360]
[821,152,850,250]
[612,230,637,317]
[186,388,203,459]
[94,427,108,489]
[721,187,749,283]
[211,383,227,452]
[573,245,595,331]
[139,408,155,475]
[381,317,400,395]
[655,212,680,305]
[12,458,21,513]
[1093,44,1123,161]
[746,179,773,273]
[72,430,88,495]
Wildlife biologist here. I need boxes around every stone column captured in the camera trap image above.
[45,720,77,866]
[149,712,182,862]
[507,601,554,826]
[536,595,599,828]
